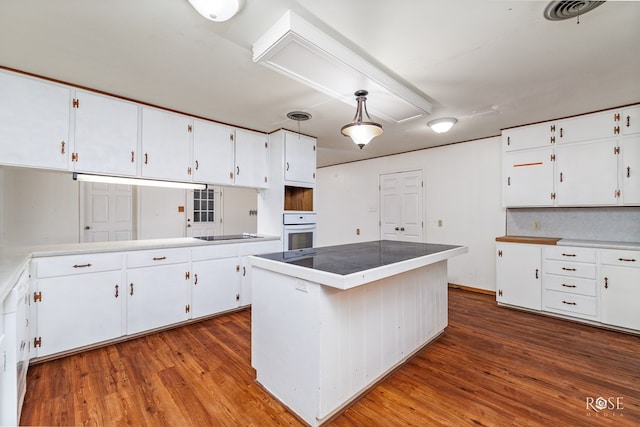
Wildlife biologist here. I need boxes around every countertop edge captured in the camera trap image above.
[495,235,561,245]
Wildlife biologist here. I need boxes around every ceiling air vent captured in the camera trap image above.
[287,111,312,121]
[544,1,606,21]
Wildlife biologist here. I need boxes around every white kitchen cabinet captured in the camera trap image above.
[284,131,316,185]
[621,135,640,204]
[496,242,542,310]
[32,253,124,358]
[600,249,640,331]
[141,107,192,182]
[622,105,640,136]
[0,70,71,170]
[192,119,235,185]
[555,139,619,206]
[557,110,617,144]
[191,257,240,318]
[234,128,269,188]
[502,122,555,151]
[238,240,282,306]
[1,265,30,427]
[72,90,139,176]
[503,147,555,207]
[126,249,190,334]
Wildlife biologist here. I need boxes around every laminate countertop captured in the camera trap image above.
[496,236,640,250]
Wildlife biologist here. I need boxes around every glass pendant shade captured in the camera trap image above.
[187,0,244,22]
[341,90,383,149]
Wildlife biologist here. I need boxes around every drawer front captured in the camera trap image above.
[191,244,239,262]
[544,290,597,318]
[126,248,189,268]
[35,253,123,278]
[544,246,596,263]
[238,240,282,256]
[600,249,640,267]
[543,274,596,296]
[544,260,596,279]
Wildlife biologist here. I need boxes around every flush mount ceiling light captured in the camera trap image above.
[341,90,383,149]
[253,10,432,124]
[186,0,244,22]
[427,117,457,134]
[73,173,207,190]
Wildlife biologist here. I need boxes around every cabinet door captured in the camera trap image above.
[557,110,617,144]
[192,119,235,185]
[503,147,555,207]
[234,129,269,188]
[285,132,316,184]
[555,139,619,206]
[141,107,192,181]
[191,258,240,318]
[34,271,123,357]
[502,123,553,151]
[496,243,541,310]
[0,71,71,170]
[73,90,138,176]
[126,264,190,334]
[600,265,640,330]
[621,136,640,204]
[622,105,640,136]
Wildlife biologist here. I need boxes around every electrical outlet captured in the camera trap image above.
[533,221,541,230]
[437,219,443,227]
[356,228,360,235]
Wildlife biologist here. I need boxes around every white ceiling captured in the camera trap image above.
[1,0,638,167]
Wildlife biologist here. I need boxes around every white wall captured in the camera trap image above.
[222,186,257,234]
[1,167,79,246]
[136,186,187,240]
[316,136,505,292]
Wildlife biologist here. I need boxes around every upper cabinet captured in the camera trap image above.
[141,107,193,182]
[502,104,640,207]
[234,129,269,189]
[284,132,316,185]
[0,70,71,170]
[192,119,235,186]
[72,90,139,176]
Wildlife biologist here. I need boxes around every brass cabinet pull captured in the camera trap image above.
[61,141,66,154]
[561,267,576,271]
[242,266,246,277]
[627,115,631,127]
[145,153,149,164]
[628,166,631,178]
[561,253,576,257]
[618,258,637,262]
[72,263,92,268]
[130,283,134,296]
[286,162,290,171]
[152,256,166,261]
[561,284,576,288]
[507,176,511,186]
[194,274,198,285]
[236,166,240,175]
[559,172,564,182]
[195,160,199,170]
[535,269,539,279]
[507,136,511,145]
[115,284,119,298]
[562,300,576,306]
[604,277,608,289]
[559,127,564,138]
[131,151,135,163]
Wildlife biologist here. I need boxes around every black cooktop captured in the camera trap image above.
[257,240,461,276]
[194,234,262,241]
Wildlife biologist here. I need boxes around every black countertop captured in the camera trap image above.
[257,240,461,276]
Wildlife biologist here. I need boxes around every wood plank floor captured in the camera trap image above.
[21,288,640,426]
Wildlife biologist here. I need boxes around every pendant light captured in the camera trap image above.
[187,0,244,22]
[341,90,383,149]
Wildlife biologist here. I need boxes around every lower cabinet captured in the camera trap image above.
[496,242,542,310]
[191,244,241,319]
[600,250,640,331]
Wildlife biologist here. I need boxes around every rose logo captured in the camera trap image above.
[595,397,608,410]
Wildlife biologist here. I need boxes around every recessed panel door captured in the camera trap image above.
[379,170,423,242]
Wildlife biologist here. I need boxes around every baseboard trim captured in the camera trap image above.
[448,283,496,296]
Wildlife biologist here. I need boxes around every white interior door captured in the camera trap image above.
[186,187,223,237]
[379,170,423,242]
[80,182,133,242]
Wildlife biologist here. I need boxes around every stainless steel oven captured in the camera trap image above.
[283,212,316,252]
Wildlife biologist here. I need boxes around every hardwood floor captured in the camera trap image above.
[21,288,640,426]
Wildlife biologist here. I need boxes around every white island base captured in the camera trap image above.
[251,249,460,426]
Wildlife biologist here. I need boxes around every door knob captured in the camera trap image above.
[394,227,399,231]
[84,226,90,230]
[400,227,405,231]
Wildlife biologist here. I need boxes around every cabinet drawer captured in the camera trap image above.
[544,260,596,279]
[600,249,640,267]
[35,253,123,278]
[127,248,189,268]
[543,274,596,297]
[544,246,596,263]
[191,244,239,262]
[544,290,597,318]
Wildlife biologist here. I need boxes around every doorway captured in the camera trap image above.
[79,182,133,242]
[379,170,423,242]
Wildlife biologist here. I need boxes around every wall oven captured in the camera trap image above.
[283,212,316,252]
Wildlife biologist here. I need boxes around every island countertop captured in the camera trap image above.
[250,240,468,290]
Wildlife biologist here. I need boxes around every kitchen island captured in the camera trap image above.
[249,240,468,426]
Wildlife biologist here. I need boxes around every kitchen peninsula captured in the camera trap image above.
[249,240,468,426]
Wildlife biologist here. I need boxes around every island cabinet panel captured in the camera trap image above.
[0,70,71,170]
[252,261,448,427]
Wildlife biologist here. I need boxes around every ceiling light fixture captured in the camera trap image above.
[186,0,244,22]
[73,173,207,190]
[341,90,383,149]
[427,117,457,134]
